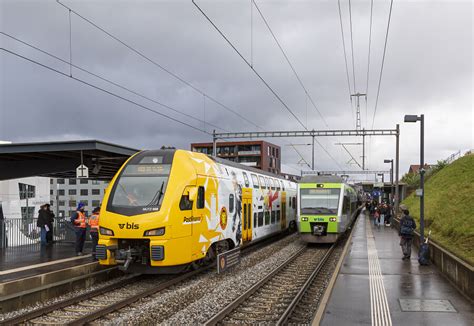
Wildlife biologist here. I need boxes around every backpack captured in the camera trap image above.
[400,218,414,236]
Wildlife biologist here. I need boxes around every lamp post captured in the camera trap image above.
[384,159,394,205]
[404,114,425,244]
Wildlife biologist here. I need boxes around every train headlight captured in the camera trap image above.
[144,227,165,236]
[329,217,337,222]
[100,227,114,236]
[301,217,308,222]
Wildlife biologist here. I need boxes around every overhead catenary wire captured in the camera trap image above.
[55,0,259,131]
[0,32,228,133]
[371,0,394,129]
[252,0,329,128]
[348,0,356,93]
[337,0,354,120]
[193,0,343,169]
[365,0,374,97]
[0,47,212,135]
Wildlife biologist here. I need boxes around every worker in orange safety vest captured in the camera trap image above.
[70,202,87,255]
[89,207,100,261]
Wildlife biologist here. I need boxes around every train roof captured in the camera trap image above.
[299,174,344,184]
[211,155,289,180]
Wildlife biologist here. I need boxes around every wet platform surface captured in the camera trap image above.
[321,212,474,326]
[0,242,94,283]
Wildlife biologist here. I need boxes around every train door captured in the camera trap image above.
[281,191,287,230]
[242,188,252,243]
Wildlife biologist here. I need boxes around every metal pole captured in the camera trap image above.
[362,128,365,170]
[212,129,217,157]
[420,115,425,244]
[311,134,315,171]
[390,160,394,204]
[395,124,400,217]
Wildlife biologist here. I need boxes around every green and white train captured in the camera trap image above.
[297,175,359,243]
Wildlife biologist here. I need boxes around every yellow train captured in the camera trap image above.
[97,149,297,273]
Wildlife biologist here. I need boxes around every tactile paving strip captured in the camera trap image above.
[399,299,457,312]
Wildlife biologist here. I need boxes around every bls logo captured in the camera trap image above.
[118,222,139,230]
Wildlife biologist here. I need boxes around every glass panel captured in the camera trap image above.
[300,188,340,215]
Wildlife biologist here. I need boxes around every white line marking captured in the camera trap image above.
[0,254,92,275]
[366,217,392,326]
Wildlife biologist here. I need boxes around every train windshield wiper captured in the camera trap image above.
[145,181,165,207]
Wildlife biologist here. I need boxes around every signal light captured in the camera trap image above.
[301,217,308,222]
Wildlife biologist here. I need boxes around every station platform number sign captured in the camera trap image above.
[217,247,241,274]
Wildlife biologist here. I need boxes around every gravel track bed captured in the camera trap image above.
[219,247,328,325]
[287,237,347,325]
[97,233,303,325]
[0,274,134,322]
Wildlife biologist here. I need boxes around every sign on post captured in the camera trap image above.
[76,164,89,178]
[217,247,240,274]
[415,189,423,197]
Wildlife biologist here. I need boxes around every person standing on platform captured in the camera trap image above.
[37,204,54,246]
[71,202,87,255]
[399,205,416,260]
[88,206,100,261]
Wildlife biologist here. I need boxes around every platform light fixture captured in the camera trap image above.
[404,114,427,264]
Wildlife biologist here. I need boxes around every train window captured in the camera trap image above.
[259,176,266,189]
[229,194,235,213]
[197,186,205,209]
[258,212,264,226]
[280,180,285,191]
[276,210,281,222]
[293,197,297,209]
[242,172,250,187]
[265,211,270,225]
[264,177,270,190]
[271,210,276,224]
[251,174,259,189]
[179,194,193,211]
[254,212,257,228]
[343,196,350,215]
[243,203,247,229]
[275,179,281,191]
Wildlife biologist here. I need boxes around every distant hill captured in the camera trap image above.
[402,154,474,265]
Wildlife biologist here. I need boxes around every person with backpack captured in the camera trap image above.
[71,202,87,255]
[399,205,416,260]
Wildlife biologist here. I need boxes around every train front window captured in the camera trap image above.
[300,188,340,215]
[109,163,171,215]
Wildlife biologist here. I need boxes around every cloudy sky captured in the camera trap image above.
[1,0,472,179]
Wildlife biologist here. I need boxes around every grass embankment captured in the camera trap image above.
[402,154,474,265]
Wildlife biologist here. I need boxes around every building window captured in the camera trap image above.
[50,189,54,195]
[80,179,89,184]
[81,200,88,206]
[58,210,65,217]
[276,148,279,158]
[69,200,77,207]
[57,179,65,184]
[69,179,77,185]
[92,200,100,207]
[92,189,100,195]
[58,189,65,196]
[50,200,54,206]
[268,147,271,156]
[80,189,88,196]
[92,180,100,185]
[20,207,35,220]
[19,183,35,200]
[59,200,65,206]
[68,189,77,195]
[69,210,75,217]
[50,179,54,184]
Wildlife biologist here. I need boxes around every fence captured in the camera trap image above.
[444,150,461,165]
[0,217,74,249]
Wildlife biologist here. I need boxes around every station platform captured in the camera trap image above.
[320,212,474,326]
[0,242,94,283]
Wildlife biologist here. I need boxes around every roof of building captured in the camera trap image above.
[408,164,432,174]
[0,140,139,180]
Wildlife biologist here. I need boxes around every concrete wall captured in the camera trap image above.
[393,218,474,301]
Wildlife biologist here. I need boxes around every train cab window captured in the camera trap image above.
[229,194,235,213]
[197,186,205,209]
[179,194,193,210]
[242,172,250,187]
[251,174,259,189]
[259,176,266,189]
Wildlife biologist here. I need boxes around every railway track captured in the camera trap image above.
[205,244,336,325]
[0,268,208,325]
[1,232,296,325]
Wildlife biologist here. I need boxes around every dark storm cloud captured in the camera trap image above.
[1,0,472,177]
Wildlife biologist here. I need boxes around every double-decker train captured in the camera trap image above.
[297,174,358,243]
[97,149,297,273]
